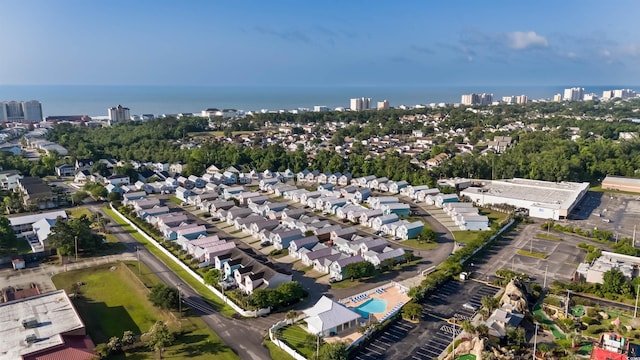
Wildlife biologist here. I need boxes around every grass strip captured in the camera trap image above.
[102,206,237,317]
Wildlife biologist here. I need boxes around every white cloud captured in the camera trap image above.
[507,31,548,50]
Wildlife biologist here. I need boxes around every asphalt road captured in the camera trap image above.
[96,206,272,360]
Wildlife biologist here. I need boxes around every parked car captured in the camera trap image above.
[260,241,271,247]
[462,302,478,311]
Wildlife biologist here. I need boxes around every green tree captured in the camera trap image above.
[461,319,475,335]
[481,295,500,314]
[343,261,376,280]
[402,302,422,321]
[47,215,105,256]
[71,190,89,205]
[203,268,222,286]
[0,216,18,252]
[148,284,179,310]
[319,341,348,360]
[145,321,174,359]
[107,336,122,353]
[121,330,136,346]
[277,281,305,304]
[418,227,438,243]
[285,310,298,325]
[602,268,630,295]
[107,191,122,202]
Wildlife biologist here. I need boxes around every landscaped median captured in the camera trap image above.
[102,206,261,317]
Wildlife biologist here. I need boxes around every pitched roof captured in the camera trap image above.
[303,296,361,334]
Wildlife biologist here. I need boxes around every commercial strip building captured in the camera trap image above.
[601,175,640,194]
[0,290,96,359]
[460,178,589,220]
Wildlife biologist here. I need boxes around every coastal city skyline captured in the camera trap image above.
[2,1,640,87]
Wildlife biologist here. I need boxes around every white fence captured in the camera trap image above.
[268,320,308,360]
[110,205,270,317]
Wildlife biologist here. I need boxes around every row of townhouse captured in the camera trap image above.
[204,183,408,281]
[260,176,426,240]
[399,185,489,230]
[123,194,237,267]
[210,248,293,294]
[442,202,490,231]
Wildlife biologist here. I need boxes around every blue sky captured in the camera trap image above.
[2,0,640,86]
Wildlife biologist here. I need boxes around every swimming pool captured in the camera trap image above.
[352,298,388,318]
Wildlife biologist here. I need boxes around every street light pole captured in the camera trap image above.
[74,236,78,261]
[452,318,456,358]
[543,264,548,289]
[533,322,539,359]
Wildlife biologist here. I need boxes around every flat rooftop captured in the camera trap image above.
[462,178,589,210]
[0,290,85,359]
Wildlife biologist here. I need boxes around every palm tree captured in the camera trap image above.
[568,331,582,349]
[286,310,298,325]
[461,320,475,336]
[481,296,500,314]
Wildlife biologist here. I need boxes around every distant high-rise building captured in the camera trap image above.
[461,93,493,105]
[553,93,562,102]
[0,100,43,123]
[108,104,130,124]
[313,105,330,112]
[22,100,43,122]
[516,95,528,104]
[583,93,598,101]
[377,100,389,110]
[349,97,371,111]
[502,96,516,104]
[563,87,584,101]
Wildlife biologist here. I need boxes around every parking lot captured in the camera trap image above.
[568,191,640,240]
[470,223,586,285]
[350,280,500,359]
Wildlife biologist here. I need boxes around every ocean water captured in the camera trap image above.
[0,85,637,117]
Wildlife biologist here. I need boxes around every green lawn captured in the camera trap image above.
[52,262,162,342]
[52,261,238,360]
[452,230,487,243]
[264,339,297,360]
[400,239,439,250]
[169,196,184,205]
[67,207,92,219]
[280,325,317,359]
[456,355,476,360]
[479,208,509,225]
[516,249,549,259]
[330,279,364,289]
[102,206,237,317]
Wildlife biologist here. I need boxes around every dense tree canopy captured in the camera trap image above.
[47,215,105,256]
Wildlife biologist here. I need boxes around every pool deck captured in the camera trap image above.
[325,285,410,345]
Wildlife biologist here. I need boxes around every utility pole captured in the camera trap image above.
[543,264,548,288]
[533,322,539,359]
[635,284,640,318]
[565,290,571,318]
[316,334,320,359]
[177,283,182,319]
[634,225,637,247]
[136,245,141,275]
[74,236,78,261]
